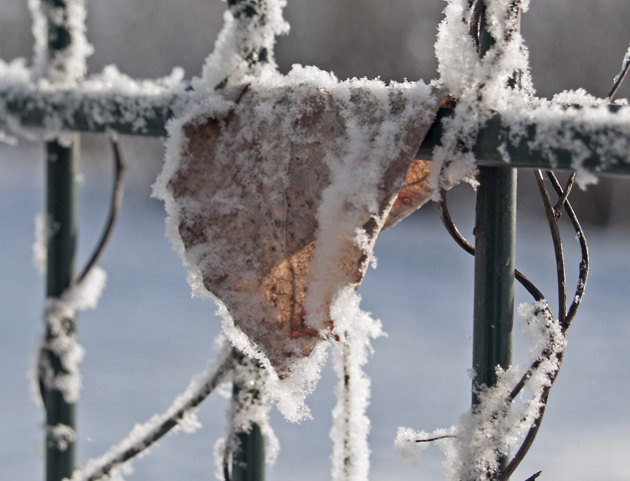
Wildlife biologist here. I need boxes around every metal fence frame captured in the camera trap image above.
[1,1,629,481]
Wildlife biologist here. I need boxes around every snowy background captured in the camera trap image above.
[1,0,630,480]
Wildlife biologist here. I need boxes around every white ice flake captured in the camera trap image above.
[430,0,535,196]
[32,212,55,274]
[47,423,77,452]
[39,266,106,403]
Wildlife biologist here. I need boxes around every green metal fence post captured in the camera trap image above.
[232,425,266,481]
[472,166,516,401]
[470,5,518,479]
[45,139,79,481]
[39,1,84,480]
[230,355,265,481]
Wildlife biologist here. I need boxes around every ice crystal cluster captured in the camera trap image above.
[395,300,566,481]
[430,0,630,191]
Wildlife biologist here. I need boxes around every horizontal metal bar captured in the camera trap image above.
[0,83,194,136]
[418,105,630,177]
[2,83,630,176]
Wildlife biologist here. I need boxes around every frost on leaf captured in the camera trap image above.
[159,70,440,376]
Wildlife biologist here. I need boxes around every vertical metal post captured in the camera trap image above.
[232,421,266,481]
[45,139,79,481]
[231,356,265,481]
[472,167,516,401]
[39,1,83,480]
[471,5,518,479]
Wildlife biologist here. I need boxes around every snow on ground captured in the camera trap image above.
[1,142,629,480]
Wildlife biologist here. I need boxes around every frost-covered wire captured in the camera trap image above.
[330,289,383,481]
[38,266,107,406]
[434,183,575,480]
[197,0,289,92]
[70,348,236,481]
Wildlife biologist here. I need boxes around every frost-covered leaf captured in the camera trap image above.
[158,68,440,375]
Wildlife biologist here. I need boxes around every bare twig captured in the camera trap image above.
[77,139,126,284]
[497,173,571,479]
[499,379,555,481]
[501,170,588,479]
[438,168,587,480]
[546,172,589,331]
[534,170,567,325]
[552,174,575,217]
[37,139,126,406]
[468,0,484,45]
[608,43,630,101]
[524,470,542,481]
[415,434,457,443]
[437,189,544,301]
[76,349,236,481]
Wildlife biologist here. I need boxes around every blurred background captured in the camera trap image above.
[1,2,630,481]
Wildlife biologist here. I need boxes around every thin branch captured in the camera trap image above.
[552,174,575,217]
[37,139,127,405]
[77,139,126,284]
[524,471,542,481]
[499,375,556,481]
[608,43,630,101]
[75,349,236,481]
[501,170,589,479]
[415,435,457,443]
[545,172,589,331]
[496,172,571,479]
[506,313,558,403]
[437,189,544,301]
[534,170,567,325]
[468,0,484,45]
[439,170,587,480]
